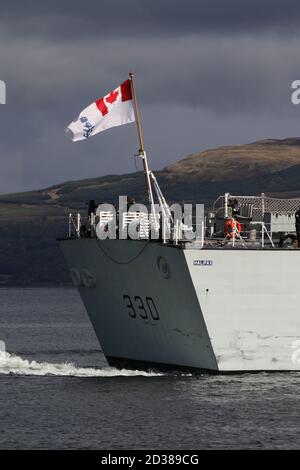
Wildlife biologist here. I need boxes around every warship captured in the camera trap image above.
[59,191,300,373]
[59,74,300,372]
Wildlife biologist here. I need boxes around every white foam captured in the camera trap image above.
[0,352,163,377]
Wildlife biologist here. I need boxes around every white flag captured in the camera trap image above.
[67,79,135,142]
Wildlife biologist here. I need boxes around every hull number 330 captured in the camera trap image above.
[123,295,159,320]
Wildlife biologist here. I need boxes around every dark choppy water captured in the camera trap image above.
[0,287,299,450]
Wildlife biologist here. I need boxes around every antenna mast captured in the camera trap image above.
[129,72,156,215]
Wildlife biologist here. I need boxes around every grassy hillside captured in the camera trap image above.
[165,138,300,181]
[1,137,300,285]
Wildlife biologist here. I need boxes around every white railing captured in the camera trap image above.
[250,222,274,248]
[69,213,81,238]
[67,211,277,248]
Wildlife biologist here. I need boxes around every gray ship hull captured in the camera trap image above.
[59,238,300,372]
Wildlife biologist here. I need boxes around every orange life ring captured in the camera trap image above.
[224,219,242,238]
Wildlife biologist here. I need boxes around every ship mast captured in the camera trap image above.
[129,72,156,217]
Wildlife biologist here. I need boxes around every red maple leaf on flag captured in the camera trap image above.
[106,90,119,104]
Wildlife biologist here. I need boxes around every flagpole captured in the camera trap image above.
[129,72,156,217]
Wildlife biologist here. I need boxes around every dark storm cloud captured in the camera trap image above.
[0,1,300,194]
[0,34,296,113]
[1,0,300,39]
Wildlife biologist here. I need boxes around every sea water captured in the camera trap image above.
[0,287,299,449]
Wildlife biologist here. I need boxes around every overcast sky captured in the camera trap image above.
[1,0,300,193]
